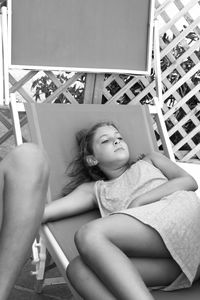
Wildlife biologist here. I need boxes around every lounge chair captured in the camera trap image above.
[10,97,200,300]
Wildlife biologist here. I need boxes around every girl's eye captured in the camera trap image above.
[102,140,109,144]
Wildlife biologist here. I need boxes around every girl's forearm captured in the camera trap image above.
[42,199,93,223]
[132,176,197,207]
[42,200,68,223]
[42,184,96,223]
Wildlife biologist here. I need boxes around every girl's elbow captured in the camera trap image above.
[188,176,198,191]
[193,179,198,191]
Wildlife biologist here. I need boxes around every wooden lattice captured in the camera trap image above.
[0,0,200,161]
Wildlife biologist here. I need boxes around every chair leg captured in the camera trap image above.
[31,236,47,293]
[34,279,44,294]
[32,239,67,293]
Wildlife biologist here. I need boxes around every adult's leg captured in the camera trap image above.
[72,214,181,300]
[0,143,49,300]
[67,255,180,300]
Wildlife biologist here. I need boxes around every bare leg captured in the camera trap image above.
[67,256,181,300]
[71,214,181,300]
[0,144,49,300]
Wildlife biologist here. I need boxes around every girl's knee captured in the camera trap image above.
[74,221,107,256]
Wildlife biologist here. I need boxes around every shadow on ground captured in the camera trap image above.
[8,255,74,300]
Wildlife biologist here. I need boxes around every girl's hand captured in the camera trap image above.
[128,152,198,208]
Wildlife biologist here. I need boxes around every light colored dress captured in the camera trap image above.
[95,159,200,291]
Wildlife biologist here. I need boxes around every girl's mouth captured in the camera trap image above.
[114,147,124,152]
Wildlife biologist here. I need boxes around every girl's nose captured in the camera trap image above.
[114,138,120,145]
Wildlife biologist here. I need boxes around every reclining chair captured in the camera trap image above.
[10,97,200,300]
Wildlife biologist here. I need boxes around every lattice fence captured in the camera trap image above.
[0,0,200,161]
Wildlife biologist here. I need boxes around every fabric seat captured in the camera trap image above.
[11,101,200,299]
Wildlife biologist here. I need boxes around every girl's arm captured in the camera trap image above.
[42,182,97,223]
[131,151,198,207]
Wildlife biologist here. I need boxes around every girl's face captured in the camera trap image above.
[91,125,130,169]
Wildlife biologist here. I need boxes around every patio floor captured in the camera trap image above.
[8,254,74,300]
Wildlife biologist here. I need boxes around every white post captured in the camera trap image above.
[152,19,175,161]
[9,93,23,145]
[154,97,176,161]
[153,18,163,107]
[0,9,4,105]
[2,6,9,105]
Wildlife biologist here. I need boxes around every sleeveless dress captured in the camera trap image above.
[94,159,200,291]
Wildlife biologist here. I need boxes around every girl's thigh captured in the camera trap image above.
[87,213,171,258]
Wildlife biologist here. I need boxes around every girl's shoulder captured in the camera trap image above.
[140,154,153,165]
[134,153,154,166]
[78,181,96,193]
[75,181,96,200]
[134,152,165,171]
[77,181,98,206]
[140,151,164,165]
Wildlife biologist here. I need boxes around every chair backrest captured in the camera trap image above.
[25,103,158,199]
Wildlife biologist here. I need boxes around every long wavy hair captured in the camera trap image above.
[62,121,118,196]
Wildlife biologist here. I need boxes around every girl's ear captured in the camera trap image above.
[86,155,98,167]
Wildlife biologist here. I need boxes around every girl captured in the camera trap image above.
[43,121,200,300]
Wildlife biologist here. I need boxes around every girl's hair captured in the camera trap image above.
[62,121,118,196]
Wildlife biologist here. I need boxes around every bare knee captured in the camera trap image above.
[3,143,49,183]
[2,144,50,216]
[75,221,106,257]
[8,143,49,170]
